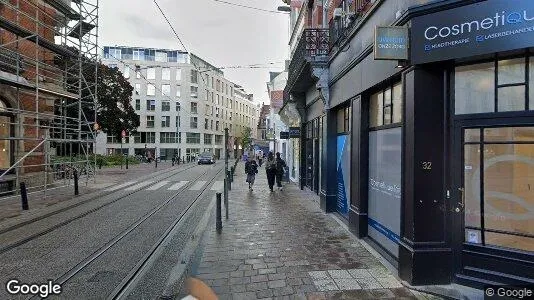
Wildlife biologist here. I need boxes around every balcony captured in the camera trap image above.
[329,0,372,50]
[285,28,329,100]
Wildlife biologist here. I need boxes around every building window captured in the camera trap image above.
[147,67,156,80]
[161,116,170,127]
[176,85,181,98]
[160,132,177,143]
[109,48,121,59]
[123,66,130,79]
[146,100,155,111]
[191,69,198,84]
[215,135,223,145]
[133,49,144,61]
[135,99,140,110]
[134,132,155,143]
[162,84,171,96]
[155,51,168,62]
[146,116,155,128]
[135,83,141,95]
[205,90,209,101]
[191,102,198,114]
[186,133,201,144]
[162,101,170,111]
[216,121,220,131]
[191,86,198,98]
[176,69,182,81]
[211,120,214,130]
[337,106,351,134]
[204,134,213,144]
[190,117,198,129]
[162,68,171,80]
[176,102,181,112]
[369,82,403,128]
[204,118,209,130]
[215,108,219,118]
[147,84,156,96]
[456,57,534,114]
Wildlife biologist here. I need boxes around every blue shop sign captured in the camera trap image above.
[411,0,534,64]
[374,26,409,60]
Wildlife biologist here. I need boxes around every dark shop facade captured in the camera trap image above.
[291,0,534,289]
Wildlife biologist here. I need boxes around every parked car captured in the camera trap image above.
[197,152,215,165]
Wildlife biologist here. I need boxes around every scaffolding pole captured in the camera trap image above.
[0,0,99,198]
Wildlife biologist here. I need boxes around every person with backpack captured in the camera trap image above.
[244,158,258,191]
[275,152,287,191]
[265,152,277,192]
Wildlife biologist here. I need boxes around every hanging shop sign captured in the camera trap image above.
[289,127,300,138]
[280,132,289,139]
[411,0,534,64]
[374,26,409,60]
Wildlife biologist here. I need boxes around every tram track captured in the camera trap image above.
[24,165,224,299]
[0,164,198,254]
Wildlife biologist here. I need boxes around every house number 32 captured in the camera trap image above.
[422,162,432,170]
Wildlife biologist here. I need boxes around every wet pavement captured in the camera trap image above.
[189,164,443,300]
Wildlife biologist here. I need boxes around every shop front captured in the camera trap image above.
[402,0,534,287]
[326,0,534,289]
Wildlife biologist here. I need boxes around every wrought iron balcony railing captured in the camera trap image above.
[329,0,372,50]
[287,28,329,92]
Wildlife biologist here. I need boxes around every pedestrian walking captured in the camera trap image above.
[265,152,277,192]
[275,152,287,191]
[244,158,258,191]
[258,155,263,167]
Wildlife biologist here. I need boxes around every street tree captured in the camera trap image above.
[241,127,253,151]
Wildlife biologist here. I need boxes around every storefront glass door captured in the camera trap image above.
[460,126,534,252]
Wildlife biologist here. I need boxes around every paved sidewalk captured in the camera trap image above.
[0,161,189,222]
[189,164,443,300]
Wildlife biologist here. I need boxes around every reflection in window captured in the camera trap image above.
[498,86,525,112]
[455,63,495,114]
[498,58,525,85]
[369,82,402,128]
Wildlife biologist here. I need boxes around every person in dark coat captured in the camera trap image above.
[275,152,287,191]
[245,158,258,191]
[265,152,276,192]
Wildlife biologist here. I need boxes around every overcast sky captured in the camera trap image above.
[99,0,290,105]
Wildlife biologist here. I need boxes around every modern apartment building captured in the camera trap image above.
[96,46,259,161]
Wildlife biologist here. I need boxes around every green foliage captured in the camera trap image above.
[241,127,253,150]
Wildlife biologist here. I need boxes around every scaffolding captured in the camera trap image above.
[0,0,99,197]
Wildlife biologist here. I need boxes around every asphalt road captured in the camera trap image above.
[0,163,225,299]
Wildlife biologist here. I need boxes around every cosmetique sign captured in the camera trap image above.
[411,0,534,64]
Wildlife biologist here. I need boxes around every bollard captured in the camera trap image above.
[227,171,232,191]
[20,182,29,210]
[155,158,158,168]
[230,167,235,182]
[98,158,102,169]
[74,169,79,196]
[223,178,228,220]
[216,192,222,232]
[126,157,129,169]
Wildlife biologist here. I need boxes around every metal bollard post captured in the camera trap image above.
[227,171,232,191]
[126,157,129,169]
[216,192,222,232]
[98,158,102,169]
[223,178,228,220]
[20,182,29,210]
[155,158,158,168]
[74,169,79,196]
[230,167,235,182]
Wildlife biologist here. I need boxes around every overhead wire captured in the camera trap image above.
[208,0,289,15]
[153,0,207,86]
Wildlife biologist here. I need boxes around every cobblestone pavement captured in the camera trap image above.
[191,164,443,300]
[0,161,190,222]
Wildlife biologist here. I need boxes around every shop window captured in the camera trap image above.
[337,106,351,133]
[369,83,402,128]
[0,100,13,171]
[456,57,534,114]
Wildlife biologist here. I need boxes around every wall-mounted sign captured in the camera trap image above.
[411,0,534,65]
[289,127,300,138]
[374,26,409,60]
[280,132,289,139]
